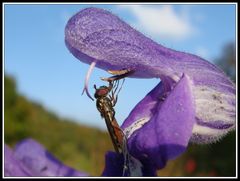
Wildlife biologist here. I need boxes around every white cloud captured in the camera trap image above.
[118,5,196,41]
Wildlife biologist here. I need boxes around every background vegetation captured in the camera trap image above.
[4,43,236,177]
[4,75,114,176]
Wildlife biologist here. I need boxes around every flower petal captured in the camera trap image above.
[123,74,195,169]
[13,138,88,177]
[4,144,33,177]
[65,7,235,143]
[121,80,165,130]
[101,151,125,177]
[101,151,157,177]
[65,7,169,78]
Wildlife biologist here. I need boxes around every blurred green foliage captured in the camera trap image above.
[4,75,114,176]
[4,43,236,177]
[215,42,236,83]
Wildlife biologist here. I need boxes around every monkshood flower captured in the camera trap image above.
[4,138,88,177]
[65,8,236,176]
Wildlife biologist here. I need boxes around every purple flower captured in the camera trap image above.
[5,144,33,176]
[4,138,89,177]
[65,8,236,176]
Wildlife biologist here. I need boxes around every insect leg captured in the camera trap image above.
[113,79,120,94]
[111,80,120,106]
[112,79,125,106]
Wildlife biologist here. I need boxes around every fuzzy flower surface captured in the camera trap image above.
[4,139,88,177]
[65,8,236,176]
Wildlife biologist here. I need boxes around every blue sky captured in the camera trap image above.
[4,3,236,130]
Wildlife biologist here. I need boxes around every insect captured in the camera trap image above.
[94,70,140,176]
[94,80,124,153]
[94,69,133,153]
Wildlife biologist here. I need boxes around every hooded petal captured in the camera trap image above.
[121,79,165,130]
[123,74,195,170]
[65,7,235,144]
[4,145,33,177]
[64,7,175,78]
[13,138,88,177]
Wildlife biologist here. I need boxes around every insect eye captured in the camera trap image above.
[97,88,108,96]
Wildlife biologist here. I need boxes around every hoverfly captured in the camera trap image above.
[94,69,142,176]
[94,80,123,153]
[94,69,133,153]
